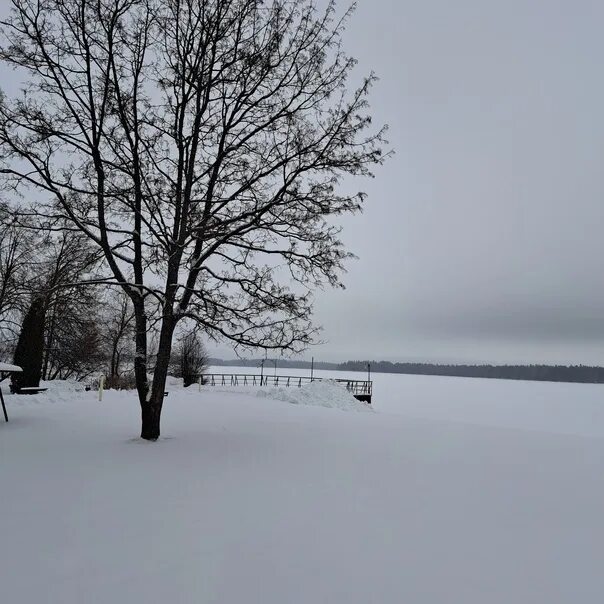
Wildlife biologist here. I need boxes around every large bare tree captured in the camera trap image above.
[0,0,387,439]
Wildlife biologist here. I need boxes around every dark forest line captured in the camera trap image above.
[209,358,604,384]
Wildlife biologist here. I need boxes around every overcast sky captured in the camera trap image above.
[301,0,604,365]
[2,1,603,365]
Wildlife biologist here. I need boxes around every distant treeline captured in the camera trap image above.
[339,361,604,384]
[209,357,604,384]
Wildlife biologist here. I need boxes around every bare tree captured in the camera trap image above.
[37,232,101,378]
[43,311,104,380]
[101,289,135,381]
[171,328,208,387]
[0,0,387,439]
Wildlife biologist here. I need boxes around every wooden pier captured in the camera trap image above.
[200,373,373,404]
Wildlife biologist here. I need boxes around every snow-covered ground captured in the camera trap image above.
[1,372,604,603]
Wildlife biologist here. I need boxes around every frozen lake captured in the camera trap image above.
[208,365,604,438]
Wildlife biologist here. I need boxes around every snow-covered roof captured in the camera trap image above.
[0,363,23,372]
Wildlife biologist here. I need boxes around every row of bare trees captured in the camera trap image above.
[1,219,106,382]
[0,0,386,438]
[1,218,207,386]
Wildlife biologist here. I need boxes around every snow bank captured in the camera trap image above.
[3,378,89,406]
[256,379,372,412]
[165,375,184,388]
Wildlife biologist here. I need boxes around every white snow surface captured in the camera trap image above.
[257,379,371,411]
[2,370,604,603]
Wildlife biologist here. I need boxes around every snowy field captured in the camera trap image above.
[1,370,604,603]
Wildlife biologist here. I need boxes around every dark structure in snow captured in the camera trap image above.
[12,296,45,389]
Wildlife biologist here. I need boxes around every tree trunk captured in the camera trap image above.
[140,314,175,441]
[110,341,118,378]
[132,299,149,404]
[140,397,163,441]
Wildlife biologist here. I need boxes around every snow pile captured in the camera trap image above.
[3,378,89,406]
[41,379,88,394]
[256,379,372,412]
[165,375,184,388]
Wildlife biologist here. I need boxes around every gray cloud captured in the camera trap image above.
[309,0,604,364]
[2,0,603,365]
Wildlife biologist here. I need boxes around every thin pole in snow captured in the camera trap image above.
[98,375,105,401]
[311,356,314,381]
[0,387,8,422]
